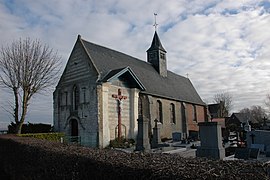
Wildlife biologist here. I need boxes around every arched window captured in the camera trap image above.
[170,103,176,124]
[73,85,79,110]
[157,100,163,123]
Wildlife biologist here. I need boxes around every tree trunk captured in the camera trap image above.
[13,87,19,124]
[15,122,24,134]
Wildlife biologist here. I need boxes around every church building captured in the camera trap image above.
[53,31,207,148]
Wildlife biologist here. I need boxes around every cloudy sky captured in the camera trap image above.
[0,0,270,127]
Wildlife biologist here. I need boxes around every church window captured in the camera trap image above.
[82,87,86,103]
[157,100,163,123]
[170,103,176,124]
[192,105,197,122]
[160,52,165,59]
[72,85,79,110]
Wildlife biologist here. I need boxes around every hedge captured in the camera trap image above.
[18,133,65,142]
[0,135,269,180]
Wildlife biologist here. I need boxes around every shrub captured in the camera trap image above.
[109,137,135,148]
[18,133,65,142]
[8,122,53,134]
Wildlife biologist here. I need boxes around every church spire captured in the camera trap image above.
[147,13,167,77]
[147,31,166,52]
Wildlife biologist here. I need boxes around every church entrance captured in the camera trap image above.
[70,119,80,143]
[70,119,78,136]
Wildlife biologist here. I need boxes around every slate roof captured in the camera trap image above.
[80,36,205,105]
[208,103,220,115]
[231,113,257,123]
[147,31,166,52]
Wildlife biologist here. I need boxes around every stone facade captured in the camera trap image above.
[97,82,139,148]
[54,38,99,147]
[147,97,205,139]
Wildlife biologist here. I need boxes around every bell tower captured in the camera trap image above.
[147,14,167,77]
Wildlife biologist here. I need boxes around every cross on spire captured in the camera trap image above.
[153,13,158,31]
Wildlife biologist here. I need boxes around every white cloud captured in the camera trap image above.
[0,0,270,124]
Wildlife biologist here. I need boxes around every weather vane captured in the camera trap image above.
[153,13,158,31]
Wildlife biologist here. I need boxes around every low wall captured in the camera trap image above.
[0,135,269,179]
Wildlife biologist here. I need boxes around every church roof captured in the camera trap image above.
[102,67,146,90]
[147,31,166,52]
[231,113,258,123]
[80,36,205,105]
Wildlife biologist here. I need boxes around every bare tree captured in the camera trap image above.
[265,94,270,113]
[240,105,267,124]
[213,92,233,117]
[0,38,61,134]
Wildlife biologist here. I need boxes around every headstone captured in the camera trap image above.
[251,144,265,152]
[250,133,255,144]
[136,115,150,151]
[172,132,181,142]
[244,121,251,132]
[152,119,161,148]
[249,148,260,159]
[266,145,270,157]
[196,122,225,159]
[246,130,270,151]
[234,148,250,160]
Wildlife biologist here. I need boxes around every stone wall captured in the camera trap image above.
[54,39,99,147]
[149,97,181,138]
[148,96,206,139]
[187,104,205,132]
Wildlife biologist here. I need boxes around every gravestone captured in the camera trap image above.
[266,146,270,157]
[234,148,250,160]
[251,144,265,152]
[246,130,270,151]
[152,119,161,148]
[136,115,150,151]
[244,120,251,132]
[249,148,260,159]
[172,132,181,142]
[196,122,225,159]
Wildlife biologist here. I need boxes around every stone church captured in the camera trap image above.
[53,31,207,148]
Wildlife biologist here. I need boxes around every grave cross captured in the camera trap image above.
[250,133,255,144]
[112,89,127,141]
[153,13,158,31]
[263,116,267,126]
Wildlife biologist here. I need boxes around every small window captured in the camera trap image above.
[170,103,176,124]
[73,85,79,110]
[160,53,165,59]
[82,87,86,103]
[157,100,163,123]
